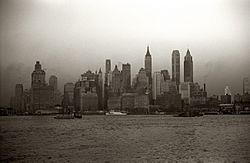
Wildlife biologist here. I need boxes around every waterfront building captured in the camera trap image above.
[74,70,99,112]
[49,75,62,105]
[134,94,149,113]
[11,84,24,113]
[184,49,193,82]
[63,82,74,109]
[172,50,180,89]
[121,63,131,92]
[155,92,182,112]
[121,93,136,111]
[221,94,231,104]
[107,96,121,110]
[243,77,250,95]
[189,82,207,106]
[31,61,55,112]
[179,82,191,104]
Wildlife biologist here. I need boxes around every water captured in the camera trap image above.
[1,115,250,162]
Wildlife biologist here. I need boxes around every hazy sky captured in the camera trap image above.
[0,0,250,106]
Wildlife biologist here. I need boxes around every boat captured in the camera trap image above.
[74,112,82,118]
[239,111,250,115]
[105,110,127,116]
[54,114,74,119]
[204,111,220,115]
[82,110,105,115]
[174,111,203,117]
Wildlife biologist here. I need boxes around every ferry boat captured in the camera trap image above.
[105,110,127,116]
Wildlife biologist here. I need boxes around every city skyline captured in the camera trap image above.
[1,0,250,106]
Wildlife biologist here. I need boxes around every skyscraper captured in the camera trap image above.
[161,70,170,80]
[152,72,161,100]
[31,61,45,87]
[184,49,193,82]
[14,84,24,113]
[121,63,131,92]
[104,59,111,110]
[172,50,180,88]
[31,61,54,112]
[63,82,74,108]
[144,46,152,84]
[112,65,121,94]
[97,68,103,110]
[105,59,111,73]
[49,75,58,90]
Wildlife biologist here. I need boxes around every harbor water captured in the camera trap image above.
[1,115,250,162]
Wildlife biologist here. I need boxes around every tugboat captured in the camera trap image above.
[105,110,127,116]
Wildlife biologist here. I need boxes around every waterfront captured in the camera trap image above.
[1,115,250,162]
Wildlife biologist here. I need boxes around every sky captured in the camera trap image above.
[0,0,250,106]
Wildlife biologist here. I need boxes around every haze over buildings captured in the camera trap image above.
[0,0,250,106]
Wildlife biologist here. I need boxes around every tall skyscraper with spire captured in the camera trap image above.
[144,46,152,84]
[184,49,193,82]
[172,50,180,88]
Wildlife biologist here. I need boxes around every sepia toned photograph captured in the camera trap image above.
[0,0,249,162]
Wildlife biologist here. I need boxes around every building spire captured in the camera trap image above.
[187,48,190,55]
[146,45,151,56]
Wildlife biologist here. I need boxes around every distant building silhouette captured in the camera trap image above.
[31,61,46,87]
[74,70,100,112]
[49,75,58,90]
[10,84,24,114]
[152,72,161,100]
[31,61,55,112]
[106,59,111,73]
[121,63,131,92]
[172,50,180,90]
[184,49,193,82]
[144,46,152,85]
[63,82,74,109]
[134,68,149,94]
[112,65,122,94]
[161,70,170,81]
[243,77,250,95]
[225,86,231,95]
